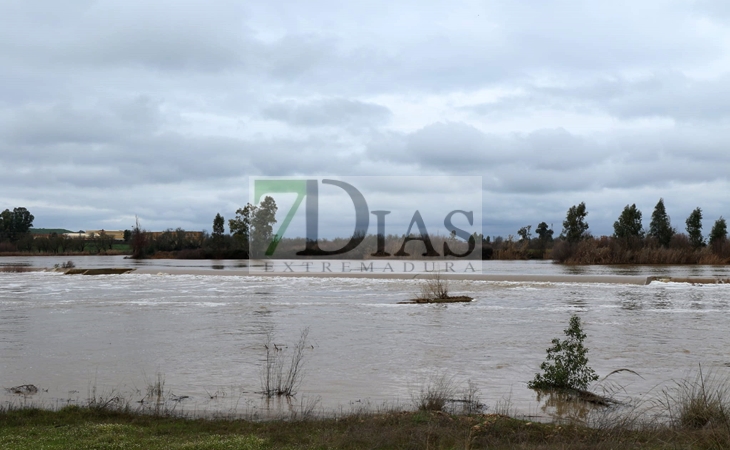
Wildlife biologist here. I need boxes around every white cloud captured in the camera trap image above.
[1,0,730,237]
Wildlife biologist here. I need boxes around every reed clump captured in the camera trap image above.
[414,373,456,412]
[659,366,730,431]
[411,374,483,414]
[260,327,310,398]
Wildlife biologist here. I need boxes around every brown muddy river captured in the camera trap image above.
[1,257,730,420]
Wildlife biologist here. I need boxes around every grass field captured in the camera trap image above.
[1,404,730,450]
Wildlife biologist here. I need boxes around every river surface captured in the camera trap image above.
[1,256,730,420]
[4,255,730,277]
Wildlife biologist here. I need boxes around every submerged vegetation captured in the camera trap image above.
[260,327,310,398]
[3,367,730,449]
[399,272,474,304]
[528,315,599,392]
[2,309,729,448]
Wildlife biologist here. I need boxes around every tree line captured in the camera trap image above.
[0,206,127,255]
[129,198,279,259]
[473,198,730,264]
[0,207,38,253]
[4,199,729,264]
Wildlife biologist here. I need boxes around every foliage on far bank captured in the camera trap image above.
[5,197,730,264]
[0,206,131,255]
[549,199,730,264]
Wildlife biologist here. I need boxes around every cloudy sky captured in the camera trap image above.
[2,0,730,238]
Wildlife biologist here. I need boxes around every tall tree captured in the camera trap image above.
[0,207,34,242]
[709,217,727,252]
[213,213,225,236]
[534,222,554,257]
[131,216,147,259]
[517,225,532,242]
[648,198,674,247]
[212,213,225,251]
[0,209,10,241]
[613,204,644,239]
[536,222,554,243]
[251,196,278,246]
[229,196,278,257]
[561,203,589,243]
[229,204,254,242]
[685,207,705,249]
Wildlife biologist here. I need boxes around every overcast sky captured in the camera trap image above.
[2,0,730,238]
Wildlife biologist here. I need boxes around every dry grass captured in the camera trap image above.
[660,367,730,429]
[413,373,457,412]
[416,272,450,300]
[551,235,730,265]
[412,374,484,414]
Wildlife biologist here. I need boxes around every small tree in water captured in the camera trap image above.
[528,315,599,391]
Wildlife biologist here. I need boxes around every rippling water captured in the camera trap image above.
[2,256,730,420]
[5,254,730,277]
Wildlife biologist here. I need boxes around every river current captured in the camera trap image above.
[1,256,729,420]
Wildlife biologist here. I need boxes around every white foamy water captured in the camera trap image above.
[2,258,730,420]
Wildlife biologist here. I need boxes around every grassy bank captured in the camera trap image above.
[2,404,730,450]
[6,358,730,448]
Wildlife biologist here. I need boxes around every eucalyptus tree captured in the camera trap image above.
[561,203,589,243]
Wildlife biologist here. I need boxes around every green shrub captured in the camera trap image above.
[528,315,599,391]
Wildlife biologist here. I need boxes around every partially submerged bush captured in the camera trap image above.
[413,374,483,414]
[528,315,599,391]
[260,327,310,398]
[417,272,449,300]
[415,373,456,412]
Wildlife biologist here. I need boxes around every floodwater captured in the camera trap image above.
[4,255,730,278]
[1,256,730,420]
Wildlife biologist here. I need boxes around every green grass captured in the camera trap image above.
[0,407,267,450]
[1,405,729,450]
